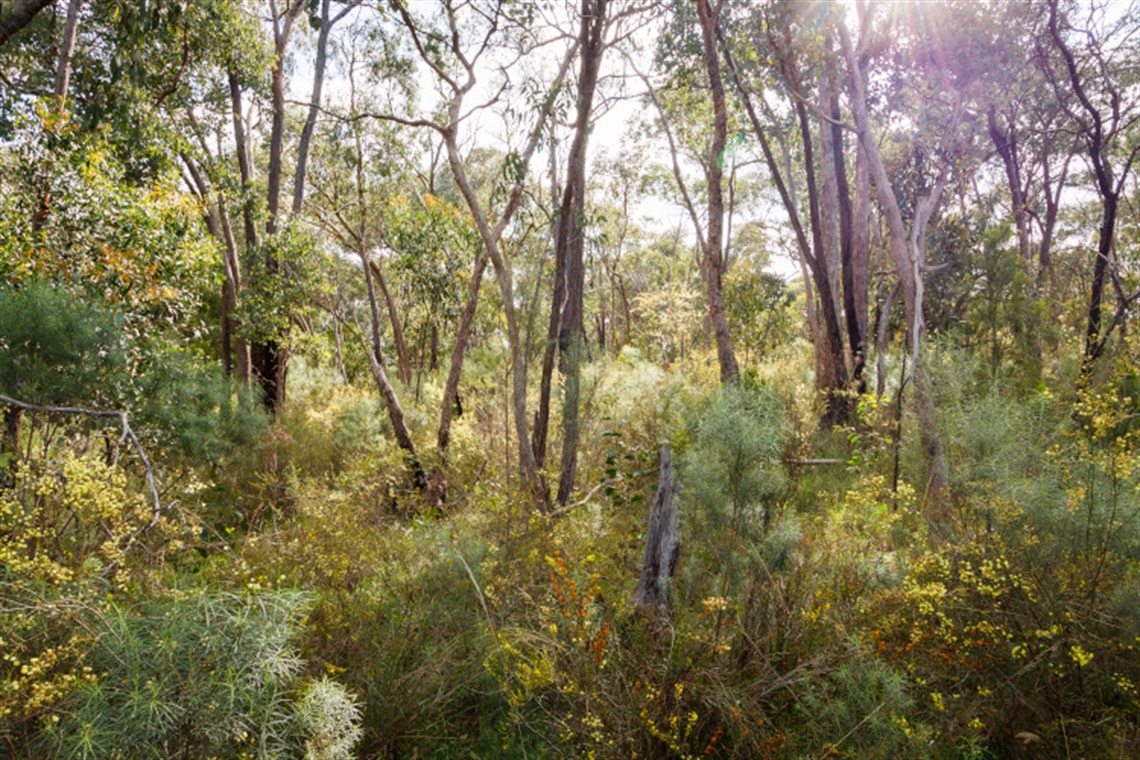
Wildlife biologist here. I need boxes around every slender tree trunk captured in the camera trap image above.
[832,80,865,393]
[386,0,577,509]
[216,194,251,381]
[794,97,848,421]
[183,154,246,380]
[29,0,82,233]
[446,126,547,506]
[227,70,259,252]
[292,0,331,215]
[368,258,412,385]
[533,202,565,467]
[437,252,489,450]
[249,1,304,414]
[852,139,872,342]
[722,37,847,410]
[1086,196,1116,363]
[987,106,1031,262]
[1037,130,1070,281]
[361,251,425,489]
[1044,0,1131,368]
[695,0,739,384]
[841,22,951,513]
[555,0,608,506]
[817,68,843,327]
[876,281,899,399]
[53,0,81,104]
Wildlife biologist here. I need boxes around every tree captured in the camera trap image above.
[385,0,579,507]
[720,1,854,421]
[838,3,974,514]
[1041,0,1140,368]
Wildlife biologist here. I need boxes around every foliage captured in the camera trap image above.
[237,223,333,350]
[0,125,215,337]
[0,282,127,407]
[45,589,316,759]
[293,676,365,760]
[723,265,796,365]
[1,0,1139,757]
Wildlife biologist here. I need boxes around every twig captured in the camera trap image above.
[454,546,491,628]
[550,477,621,516]
[784,458,845,466]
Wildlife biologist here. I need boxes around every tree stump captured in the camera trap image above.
[632,444,680,615]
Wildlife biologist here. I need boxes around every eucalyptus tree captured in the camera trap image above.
[635,0,743,384]
[296,14,432,486]
[527,0,655,506]
[719,0,859,419]
[1040,0,1140,369]
[378,0,580,507]
[838,1,983,514]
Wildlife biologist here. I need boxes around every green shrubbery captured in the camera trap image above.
[4,317,1139,758]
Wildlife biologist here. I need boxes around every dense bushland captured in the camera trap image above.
[3,0,1139,757]
[3,282,1137,757]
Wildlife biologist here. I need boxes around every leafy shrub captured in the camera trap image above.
[47,589,314,759]
[294,676,365,760]
[0,282,127,407]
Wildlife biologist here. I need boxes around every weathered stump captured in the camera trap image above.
[632,444,680,615]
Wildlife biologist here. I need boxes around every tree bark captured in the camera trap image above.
[253,0,304,415]
[830,74,866,394]
[555,0,608,507]
[852,138,872,343]
[632,444,680,615]
[722,32,846,414]
[53,0,82,104]
[695,0,740,384]
[794,95,848,421]
[986,106,1031,263]
[1044,0,1133,368]
[368,258,412,386]
[227,69,259,252]
[361,251,425,490]
[840,21,952,513]
[387,0,578,509]
[291,0,332,216]
[0,0,53,49]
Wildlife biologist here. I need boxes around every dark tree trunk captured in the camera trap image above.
[987,106,1031,263]
[795,96,848,421]
[0,0,53,48]
[832,85,865,393]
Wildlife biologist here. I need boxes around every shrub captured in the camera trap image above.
[294,676,365,760]
[47,589,314,759]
